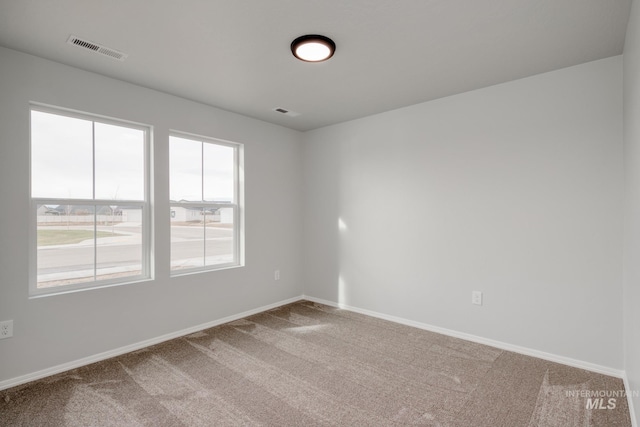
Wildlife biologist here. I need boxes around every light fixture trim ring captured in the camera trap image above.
[291,34,336,62]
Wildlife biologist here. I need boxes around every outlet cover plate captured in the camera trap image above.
[0,320,13,339]
[472,291,483,306]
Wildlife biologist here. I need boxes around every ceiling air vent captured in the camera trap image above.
[67,35,128,61]
[272,107,301,117]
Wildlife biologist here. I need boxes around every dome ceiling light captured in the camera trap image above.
[291,34,336,62]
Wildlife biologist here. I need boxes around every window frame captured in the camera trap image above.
[29,103,152,297]
[169,131,243,276]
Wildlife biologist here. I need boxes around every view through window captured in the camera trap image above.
[30,107,150,295]
[169,133,241,273]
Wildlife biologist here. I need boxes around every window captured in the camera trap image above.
[30,106,150,296]
[170,133,242,274]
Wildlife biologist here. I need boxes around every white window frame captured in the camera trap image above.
[169,131,243,276]
[29,104,152,297]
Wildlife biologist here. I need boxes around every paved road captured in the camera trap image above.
[37,224,233,283]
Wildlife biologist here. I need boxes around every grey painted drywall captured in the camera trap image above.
[303,56,624,369]
[624,0,640,422]
[0,47,304,383]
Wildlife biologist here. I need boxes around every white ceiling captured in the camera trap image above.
[0,0,632,131]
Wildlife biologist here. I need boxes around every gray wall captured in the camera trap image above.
[303,57,624,369]
[0,47,304,383]
[624,0,640,423]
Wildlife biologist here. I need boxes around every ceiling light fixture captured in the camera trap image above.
[291,34,336,62]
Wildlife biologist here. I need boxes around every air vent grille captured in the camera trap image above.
[67,35,128,61]
[272,107,301,117]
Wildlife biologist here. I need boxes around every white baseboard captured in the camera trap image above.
[0,295,305,391]
[623,373,639,427]
[301,295,626,379]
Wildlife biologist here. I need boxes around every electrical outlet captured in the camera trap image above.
[0,320,13,339]
[274,270,280,281]
[472,291,483,306]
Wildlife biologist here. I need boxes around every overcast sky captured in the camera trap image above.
[170,135,234,202]
[31,111,234,203]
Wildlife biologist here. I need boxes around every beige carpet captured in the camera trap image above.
[0,301,632,426]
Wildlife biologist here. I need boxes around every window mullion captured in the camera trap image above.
[92,121,96,200]
[93,208,97,282]
[203,208,207,266]
[201,141,204,202]
[92,122,97,282]
[202,142,206,264]
[234,146,239,264]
